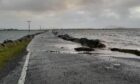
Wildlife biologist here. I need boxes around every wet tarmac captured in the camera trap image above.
[1,31,140,84]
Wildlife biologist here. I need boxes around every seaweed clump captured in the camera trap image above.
[57,34,106,49]
[74,47,95,51]
[111,48,140,56]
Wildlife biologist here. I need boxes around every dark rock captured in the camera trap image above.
[75,47,94,51]
[55,33,106,49]
[0,44,5,47]
[61,47,64,49]
[0,43,3,48]
[79,38,106,48]
[58,34,73,41]
[18,39,23,42]
[111,48,140,56]
[52,31,58,35]
[3,40,13,44]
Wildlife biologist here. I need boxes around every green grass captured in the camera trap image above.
[0,39,31,70]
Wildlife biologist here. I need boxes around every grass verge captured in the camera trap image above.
[0,39,31,70]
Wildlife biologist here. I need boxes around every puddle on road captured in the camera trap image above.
[52,43,140,59]
[54,43,81,54]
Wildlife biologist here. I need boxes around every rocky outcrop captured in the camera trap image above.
[3,40,13,44]
[0,32,42,48]
[57,34,106,49]
[74,47,95,51]
[111,48,140,56]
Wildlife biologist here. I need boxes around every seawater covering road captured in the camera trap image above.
[1,31,140,84]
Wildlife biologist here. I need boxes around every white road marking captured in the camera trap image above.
[18,50,31,84]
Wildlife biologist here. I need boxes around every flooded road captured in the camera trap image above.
[1,31,140,84]
[25,31,140,84]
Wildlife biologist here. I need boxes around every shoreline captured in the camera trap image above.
[52,32,106,50]
[0,31,44,79]
[24,31,140,84]
[52,31,140,56]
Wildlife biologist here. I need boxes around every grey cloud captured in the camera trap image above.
[0,0,66,12]
[80,0,140,17]
[0,0,140,16]
[0,0,140,28]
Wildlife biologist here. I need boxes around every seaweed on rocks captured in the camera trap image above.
[74,47,95,51]
[57,34,106,49]
[111,48,140,56]
[79,38,106,48]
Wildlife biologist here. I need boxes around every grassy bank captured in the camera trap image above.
[0,32,44,79]
[0,36,32,70]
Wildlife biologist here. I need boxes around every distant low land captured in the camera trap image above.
[0,29,44,31]
[0,28,140,31]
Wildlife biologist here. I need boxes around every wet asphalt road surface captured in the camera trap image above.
[1,31,140,84]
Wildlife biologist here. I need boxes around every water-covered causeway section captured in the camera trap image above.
[1,29,140,84]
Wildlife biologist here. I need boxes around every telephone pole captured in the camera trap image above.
[40,25,42,30]
[27,21,31,32]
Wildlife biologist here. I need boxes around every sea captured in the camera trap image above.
[0,30,41,43]
[56,29,140,50]
[1,29,140,51]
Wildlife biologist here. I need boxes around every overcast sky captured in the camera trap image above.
[0,0,140,29]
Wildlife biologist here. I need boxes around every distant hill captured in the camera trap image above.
[105,25,126,29]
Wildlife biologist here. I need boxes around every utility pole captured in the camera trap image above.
[40,25,41,30]
[27,21,31,32]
